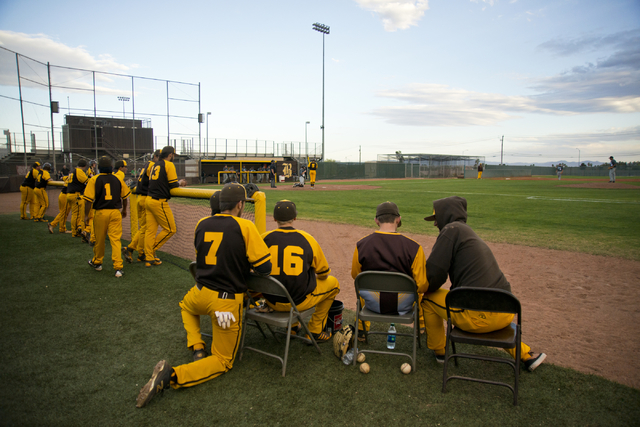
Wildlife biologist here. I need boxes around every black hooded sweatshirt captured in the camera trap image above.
[426,196,511,293]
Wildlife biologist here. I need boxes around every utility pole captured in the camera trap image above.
[313,22,330,162]
[500,135,504,165]
[359,145,361,163]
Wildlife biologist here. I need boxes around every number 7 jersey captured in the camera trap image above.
[193,214,271,294]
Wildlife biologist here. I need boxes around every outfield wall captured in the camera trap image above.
[464,165,640,179]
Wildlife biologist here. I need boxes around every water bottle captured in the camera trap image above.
[387,323,396,349]
[342,348,355,365]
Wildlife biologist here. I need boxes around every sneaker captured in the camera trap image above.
[137,252,146,262]
[434,353,445,364]
[122,247,133,264]
[192,347,207,362]
[115,270,124,278]
[47,223,53,234]
[357,330,367,343]
[524,352,546,372]
[307,330,332,343]
[89,241,95,247]
[135,360,173,408]
[80,230,89,243]
[63,230,72,234]
[88,260,102,271]
[145,259,162,267]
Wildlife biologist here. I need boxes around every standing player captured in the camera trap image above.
[67,160,90,238]
[421,196,546,371]
[556,164,564,180]
[48,170,73,234]
[33,163,52,222]
[144,146,180,267]
[122,150,160,264]
[83,156,130,277]
[19,162,41,220]
[269,160,277,188]
[608,156,617,183]
[351,201,428,340]
[262,200,340,342]
[135,183,272,408]
[477,163,483,180]
[114,160,128,180]
[308,158,318,189]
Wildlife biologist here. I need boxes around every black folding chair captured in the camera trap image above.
[442,287,522,405]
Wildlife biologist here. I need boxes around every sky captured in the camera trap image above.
[0,0,639,165]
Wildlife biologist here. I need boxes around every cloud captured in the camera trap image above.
[371,30,640,126]
[354,0,429,32]
[0,30,130,91]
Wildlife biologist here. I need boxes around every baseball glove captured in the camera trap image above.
[332,324,355,359]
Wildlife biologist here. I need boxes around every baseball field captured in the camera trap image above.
[0,176,638,425]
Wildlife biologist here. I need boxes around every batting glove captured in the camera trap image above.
[215,311,236,329]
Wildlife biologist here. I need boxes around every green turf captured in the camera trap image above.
[1,213,639,426]
[200,177,640,260]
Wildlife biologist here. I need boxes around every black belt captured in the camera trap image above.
[196,283,236,299]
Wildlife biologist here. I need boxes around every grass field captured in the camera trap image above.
[231,177,639,260]
[2,174,640,426]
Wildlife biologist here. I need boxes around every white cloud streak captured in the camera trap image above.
[354,0,429,32]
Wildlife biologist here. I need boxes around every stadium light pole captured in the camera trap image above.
[305,121,310,157]
[117,96,130,119]
[313,22,330,162]
[576,148,580,166]
[206,112,211,158]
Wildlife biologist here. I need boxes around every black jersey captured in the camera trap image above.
[67,168,89,193]
[309,161,318,171]
[193,214,271,294]
[82,173,131,210]
[262,226,331,305]
[135,160,153,196]
[147,159,178,200]
[21,168,38,188]
[35,170,51,189]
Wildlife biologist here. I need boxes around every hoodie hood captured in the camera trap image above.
[429,196,467,231]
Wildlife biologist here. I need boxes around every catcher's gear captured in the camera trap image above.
[215,311,236,329]
[333,324,355,359]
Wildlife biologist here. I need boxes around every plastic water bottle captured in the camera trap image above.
[387,323,396,349]
[342,348,355,365]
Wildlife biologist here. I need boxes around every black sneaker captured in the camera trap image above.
[136,360,173,408]
[192,347,207,362]
[434,352,445,364]
[80,230,89,244]
[88,260,102,272]
[122,247,133,264]
[307,330,332,343]
[524,352,546,372]
[137,252,145,262]
[357,330,367,343]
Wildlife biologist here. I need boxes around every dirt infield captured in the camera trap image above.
[4,190,640,389]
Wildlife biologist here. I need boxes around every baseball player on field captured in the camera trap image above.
[136,183,272,408]
[48,171,72,234]
[122,150,160,264]
[33,163,53,222]
[308,158,318,188]
[261,200,340,342]
[144,146,180,267]
[83,156,130,277]
[67,159,90,238]
[351,201,429,341]
[19,162,41,220]
[421,196,546,371]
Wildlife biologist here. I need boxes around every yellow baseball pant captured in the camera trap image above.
[35,188,49,219]
[266,275,340,335]
[477,171,483,179]
[127,195,147,254]
[91,209,124,270]
[173,287,244,388]
[69,193,85,236]
[50,191,71,232]
[19,186,33,219]
[144,197,176,261]
[309,170,316,186]
[421,288,531,360]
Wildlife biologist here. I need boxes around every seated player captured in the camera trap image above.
[135,183,272,408]
[421,196,546,371]
[261,200,340,342]
[351,202,428,340]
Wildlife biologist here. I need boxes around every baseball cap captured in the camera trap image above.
[34,161,41,167]
[115,160,127,169]
[210,190,220,214]
[274,200,297,221]
[376,201,399,218]
[98,156,112,169]
[220,182,254,203]
[424,209,436,221]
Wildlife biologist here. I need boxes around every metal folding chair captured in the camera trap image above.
[353,271,421,372]
[239,273,321,377]
[442,287,522,405]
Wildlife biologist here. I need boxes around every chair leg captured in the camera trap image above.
[353,309,360,366]
[442,338,450,393]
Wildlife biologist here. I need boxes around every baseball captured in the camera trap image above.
[401,363,412,374]
[360,362,370,374]
[357,353,366,363]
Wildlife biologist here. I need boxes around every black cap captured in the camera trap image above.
[424,209,436,221]
[220,183,253,203]
[274,200,297,221]
[210,190,220,215]
[376,201,399,218]
[98,156,112,169]
[115,160,127,169]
